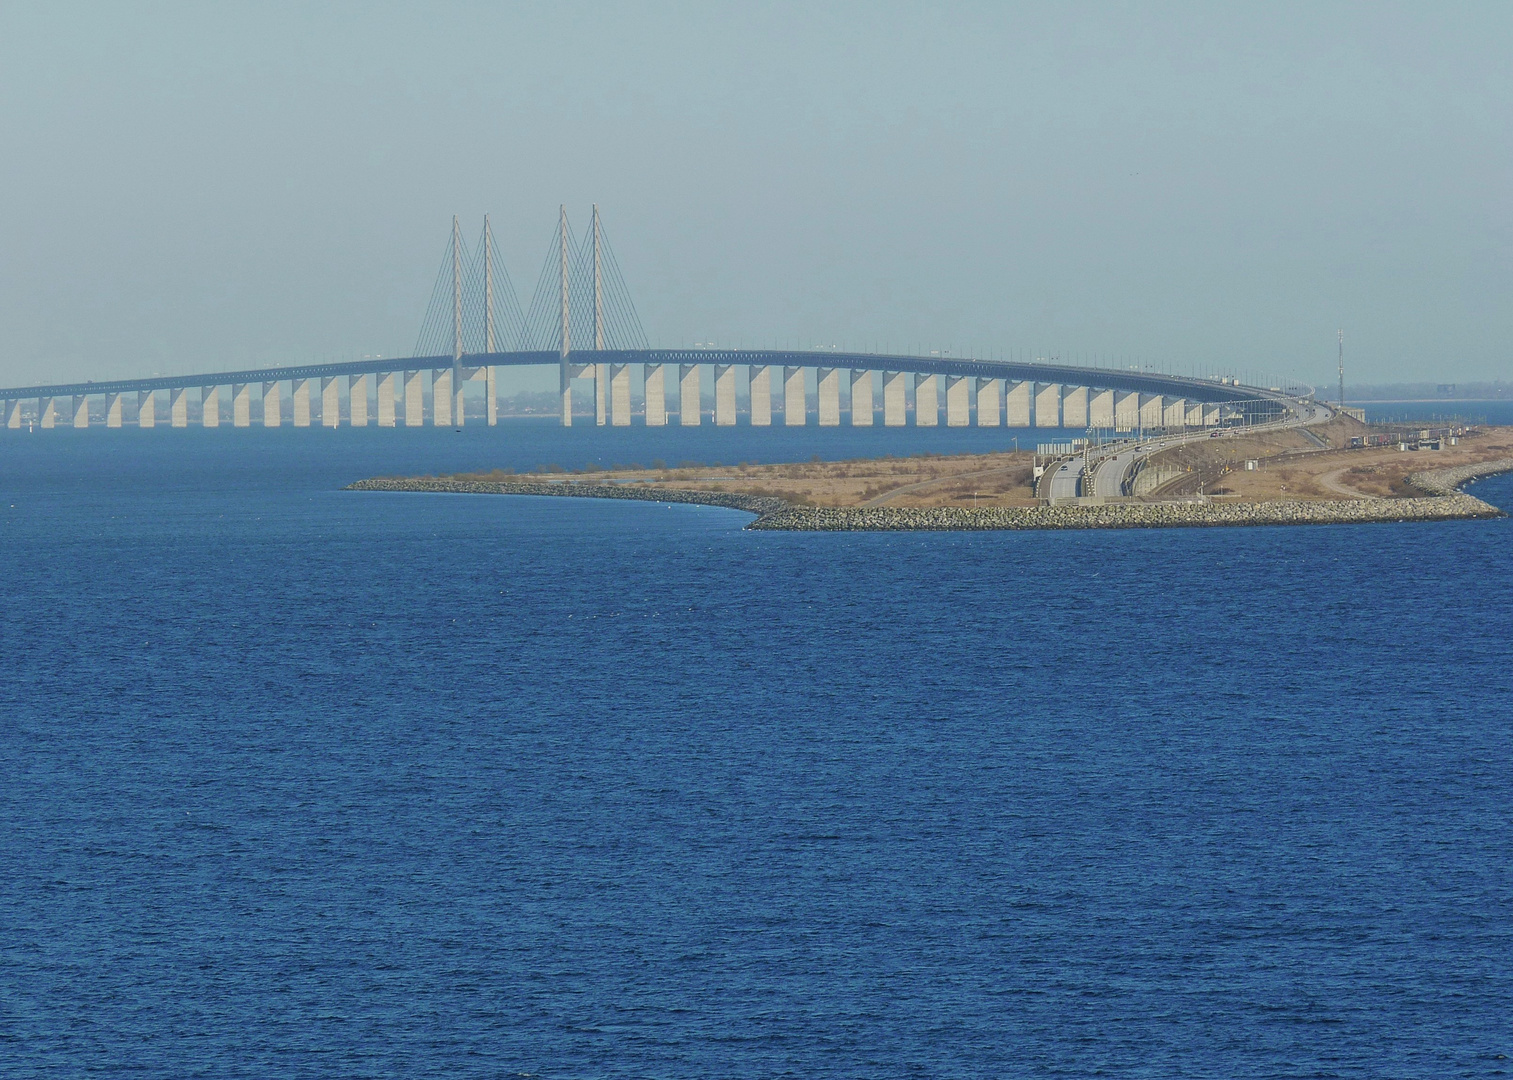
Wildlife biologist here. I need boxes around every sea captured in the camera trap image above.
[3,403,1511,1078]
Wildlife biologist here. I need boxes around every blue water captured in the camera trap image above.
[3,425,1512,1078]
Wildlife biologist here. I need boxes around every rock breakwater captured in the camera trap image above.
[347,457,1513,532]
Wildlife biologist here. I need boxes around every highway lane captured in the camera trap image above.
[1046,456,1083,499]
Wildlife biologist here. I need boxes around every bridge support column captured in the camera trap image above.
[977,378,1001,427]
[1089,388,1114,428]
[263,381,282,428]
[883,371,908,426]
[322,377,342,428]
[404,370,424,427]
[431,369,452,427]
[137,391,156,429]
[5,399,20,429]
[349,374,369,427]
[850,370,873,426]
[1203,404,1221,427]
[595,361,607,426]
[749,365,772,426]
[915,374,938,426]
[1164,397,1187,428]
[1114,390,1138,432]
[1006,381,1031,426]
[679,363,700,426]
[714,364,736,426]
[1185,401,1204,427]
[1035,383,1061,427]
[290,380,312,427]
[644,363,666,426]
[945,375,970,426]
[202,386,219,427]
[107,392,124,428]
[377,373,396,427]
[41,398,57,429]
[232,385,250,427]
[1062,386,1089,428]
[610,364,631,426]
[486,366,497,426]
[784,366,806,425]
[1139,393,1164,430]
[818,368,840,426]
[73,395,90,429]
[170,387,189,428]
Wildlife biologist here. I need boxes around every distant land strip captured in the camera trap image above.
[346,458,1513,531]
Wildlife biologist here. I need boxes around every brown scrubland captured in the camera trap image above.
[447,420,1513,508]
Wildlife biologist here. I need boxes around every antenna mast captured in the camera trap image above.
[1338,329,1344,408]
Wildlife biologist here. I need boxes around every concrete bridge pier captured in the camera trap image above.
[377,373,396,427]
[485,366,497,426]
[263,381,282,428]
[5,399,20,429]
[73,395,90,429]
[1089,388,1114,428]
[41,397,57,429]
[1139,393,1164,430]
[138,390,156,429]
[851,370,873,426]
[1164,397,1187,428]
[645,363,666,425]
[1063,385,1089,428]
[321,377,342,428]
[749,365,772,426]
[233,384,251,427]
[1185,401,1204,427]
[202,386,219,427]
[595,361,607,426]
[1114,390,1139,432]
[431,368,452,427]
[290,378,311,423]
[1036,383,1061,427]
[818,367,841,426]
[403,370,425,427]
[714,364,736,425]
[171,387,189,428]
[883,371,908,426]
[1203,404,1221,427]
[610,364,631,426]
[784,366,806,425]
[915,374,938,426]
[349,374,369,427]
[679,363,700,425]
[977,377,1001,427]
[1006,380,1031,426]
[107,392,124,428]
[946,375,970,426]
[293,379,313,427]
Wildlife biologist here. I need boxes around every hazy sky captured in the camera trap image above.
[1,2,1508,391]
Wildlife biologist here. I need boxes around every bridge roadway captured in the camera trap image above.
[1042,395,1331,499]
[0,348,1292,432]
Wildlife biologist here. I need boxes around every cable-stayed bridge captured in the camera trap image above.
[0,207,1293,432]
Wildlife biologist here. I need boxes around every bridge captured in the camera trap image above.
[0,207,1292,433]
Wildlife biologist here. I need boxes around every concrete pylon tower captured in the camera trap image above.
[484,214,497,425]
[593,204,606,425]
[451,215,464,426]
[559,204,572,426]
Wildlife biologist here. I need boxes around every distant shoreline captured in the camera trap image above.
[346,458,1513,532]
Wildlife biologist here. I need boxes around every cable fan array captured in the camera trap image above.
[414,210,647,359]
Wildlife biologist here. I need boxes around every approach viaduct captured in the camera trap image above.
[0,207,1296,434]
